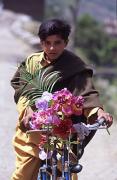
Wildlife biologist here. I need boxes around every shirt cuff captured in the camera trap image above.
[87,107,100,118]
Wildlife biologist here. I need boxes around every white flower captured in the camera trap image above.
[42,91,53,102]
[39,149,47,160]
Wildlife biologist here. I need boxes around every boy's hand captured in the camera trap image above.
[97,108,113,127]
[22,107,34,129]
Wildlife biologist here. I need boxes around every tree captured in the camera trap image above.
[75,14,110,66]
[102,39,117,66]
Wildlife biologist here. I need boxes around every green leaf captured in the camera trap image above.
[19,63,61,105]
[70,141,80,144]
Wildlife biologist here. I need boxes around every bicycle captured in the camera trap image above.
[27,118,109,180]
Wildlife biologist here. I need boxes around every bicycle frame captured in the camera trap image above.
[27,118,108,180]
[37,134,83,180]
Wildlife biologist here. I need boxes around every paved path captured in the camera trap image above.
[79,125,117,180]
[0,10,117,180]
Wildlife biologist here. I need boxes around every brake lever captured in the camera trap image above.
[98,119,110,135]
[103,121,110,135]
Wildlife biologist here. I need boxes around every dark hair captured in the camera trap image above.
[38,19,71,41]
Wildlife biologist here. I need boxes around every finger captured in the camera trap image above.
[98,113,113,127]
[23,117,31,128]
[105,114,113,127]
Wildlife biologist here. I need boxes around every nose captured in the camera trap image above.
[50,45,55,50]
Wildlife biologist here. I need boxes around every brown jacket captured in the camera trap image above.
[11,50,102,157]
[11,49,102,108]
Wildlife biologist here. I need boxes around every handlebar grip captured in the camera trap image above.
[97,117,106,125]
[87,117,107,130]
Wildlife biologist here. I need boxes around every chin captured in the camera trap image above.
[49,55,58,60]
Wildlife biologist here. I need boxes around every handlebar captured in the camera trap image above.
[86,118,110,135]
[26,117,110,135]
[86,118,106,130]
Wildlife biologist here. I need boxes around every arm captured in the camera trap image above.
[11,61,34,131]
[67,69,102,109]
[11,61,28,103]
[67,69,113,127]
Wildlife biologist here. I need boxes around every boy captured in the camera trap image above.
[11,19,113,180]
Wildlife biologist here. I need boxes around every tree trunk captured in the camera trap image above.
[67,0,81,52]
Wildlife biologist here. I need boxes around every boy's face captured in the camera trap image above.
[41,35,68,62]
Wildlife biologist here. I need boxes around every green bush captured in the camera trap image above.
[75,14,117,67]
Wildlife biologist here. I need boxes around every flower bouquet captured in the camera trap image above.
[29,88,84,160]
[20,64,84,160]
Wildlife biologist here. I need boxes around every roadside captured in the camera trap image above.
[79,123,117,180]
[0,10,34,179]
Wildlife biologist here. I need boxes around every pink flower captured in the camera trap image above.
[52,88,73,115]
[75,96,84,107]
[31,111,47,129]
[61,105,73,116]
[31,108,61,129]
[71,96,84,116]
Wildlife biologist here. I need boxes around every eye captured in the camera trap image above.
[45,41,51,46]
[55,41,62,45]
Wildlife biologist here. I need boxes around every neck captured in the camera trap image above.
[40,53,53,67]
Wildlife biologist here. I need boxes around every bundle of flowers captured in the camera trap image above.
[29,88,84,159]
[19,64,84,160]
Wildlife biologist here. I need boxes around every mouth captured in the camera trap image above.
[49,53,57,55]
